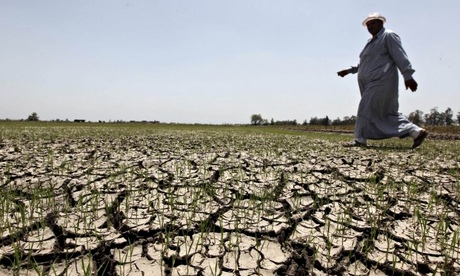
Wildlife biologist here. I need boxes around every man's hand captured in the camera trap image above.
[405,79,418,92]
[337,69,350,77]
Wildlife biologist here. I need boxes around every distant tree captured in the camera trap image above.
[270,118,275,125]
[26,112,39,121]
[309,117,319,125]
[331,117,342,125]
[423,107,455,126]
[309,116,330,126]
[457,112,460,125]
[424,107,442,126]
[250,114,264,125]
[444,107,454,125]
[438,111,447,126]
[408,110,424,125]
[274,119,297,125]
[340,115,357,125]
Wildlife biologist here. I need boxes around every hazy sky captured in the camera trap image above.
[1,1,459,124]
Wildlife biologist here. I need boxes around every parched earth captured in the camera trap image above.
[287,127,460,141]
[0,127,459,275]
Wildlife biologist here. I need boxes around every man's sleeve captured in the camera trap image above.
[386,32,415,80]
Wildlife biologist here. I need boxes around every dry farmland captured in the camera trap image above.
[0,123,459,276]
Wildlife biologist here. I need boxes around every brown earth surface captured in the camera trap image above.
[284,126,460,141]
[0,127,459,275]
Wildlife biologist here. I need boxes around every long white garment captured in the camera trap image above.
[349,28,420,140]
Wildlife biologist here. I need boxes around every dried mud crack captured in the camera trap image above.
[0,128,459,275]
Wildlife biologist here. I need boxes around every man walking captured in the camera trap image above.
[338,12,427,149]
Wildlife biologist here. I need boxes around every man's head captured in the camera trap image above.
[362,12,385,36]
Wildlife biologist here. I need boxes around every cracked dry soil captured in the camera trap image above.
[0,127,459,275]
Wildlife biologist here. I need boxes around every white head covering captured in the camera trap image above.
[362,12,386,26]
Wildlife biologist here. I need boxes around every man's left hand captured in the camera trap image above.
[405,79,418,92]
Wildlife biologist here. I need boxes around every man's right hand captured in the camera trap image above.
[337,69,349,77]
[405,79,418,92]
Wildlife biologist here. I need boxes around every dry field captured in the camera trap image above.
[0,122,459,276]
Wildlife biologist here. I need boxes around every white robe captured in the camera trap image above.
[349,28,419,140]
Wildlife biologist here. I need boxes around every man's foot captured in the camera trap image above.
[412,129,428,149]
[343,141,367,147]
